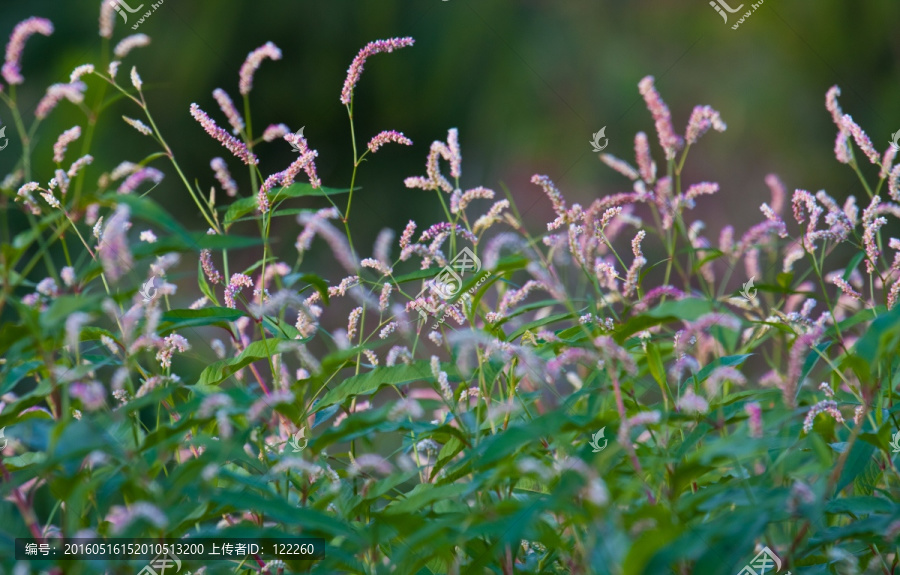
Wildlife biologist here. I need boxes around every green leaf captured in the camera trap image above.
[853,305,900,370]
[196,338,293,386]
[159,306,247,334]
[106,193,192,243]
[40,295,104,335]
[646,343,668,396]
[2,360,43,394]
[315,361,442,411]
[644,298,714,320]
[695,354,753,383]
[198,259,217,304]
[836,440,876,493]
[616,298,716,343]
[384,483,469,515]
[300,273,330,305]
[223,183,349,228]
[796,341,830,403]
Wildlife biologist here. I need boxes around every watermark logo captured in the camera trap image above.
[588,427,607,452]
[0,125,8,151]
[417,247,481,315]
[0,427,7,449]
[890,130,900,152]
[137,551,182,575]
[414,248,491,330]
[415,247,491,329]
[289,126,306,153]
[736,546,790,575]
[709,0,745,23]
[589,127,609,152]
[740,276,757,303]
[140,276,159,303]
[890,429,900,454]
[108,0,145,23]
[288,426,308,452]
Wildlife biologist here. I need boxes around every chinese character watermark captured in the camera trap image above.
[736,546,790,575]
[588,427,607,452]
[589,127,609,152]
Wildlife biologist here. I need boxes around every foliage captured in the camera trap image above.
[1,6,899,575]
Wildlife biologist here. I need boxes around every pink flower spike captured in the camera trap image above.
[764,174,786,214]
[367,130,412,154]
[638,75,683,160]
[881,145,897,180]
[888,164,900,202]
[282,150,321,189]
[745,402,762,438]
[834,129,852,164]
[683,182,719,208]
[70,64,95,82]
[684,105,726,146]
[98,205,133,283]
[841,114,879,165]
[190,103,258,165]
[239,42,281,96]
[99,1,116,38]
[256,176,275,214]
[53,126,81,164]
[2,17,54,85]
[200,249,222,285]
[113,34,151,59]
[599,154,639,181]
[35,82,86,119]
[67,154,94,179]
[634,132,656,184]
[224,273,253,309]
[212,88,245,135]
[340,37,415,105]
[117,167,164,194]
[210,158,238,197]
[399,220,416,250]
[825,85,843,127]
[447,128,461,179]
[262,123,290,142]
[832,277,862,301]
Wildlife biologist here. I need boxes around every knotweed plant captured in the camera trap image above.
[0,5,898,575]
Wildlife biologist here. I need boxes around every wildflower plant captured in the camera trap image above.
[0,5,899,575]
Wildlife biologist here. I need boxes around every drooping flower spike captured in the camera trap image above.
[340,37,415,105]
[2,17,54,86]
[239,41,281,96]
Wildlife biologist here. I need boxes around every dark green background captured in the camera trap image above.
[1,0,898,276]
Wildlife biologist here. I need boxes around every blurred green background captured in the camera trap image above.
[2,0,898,285]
